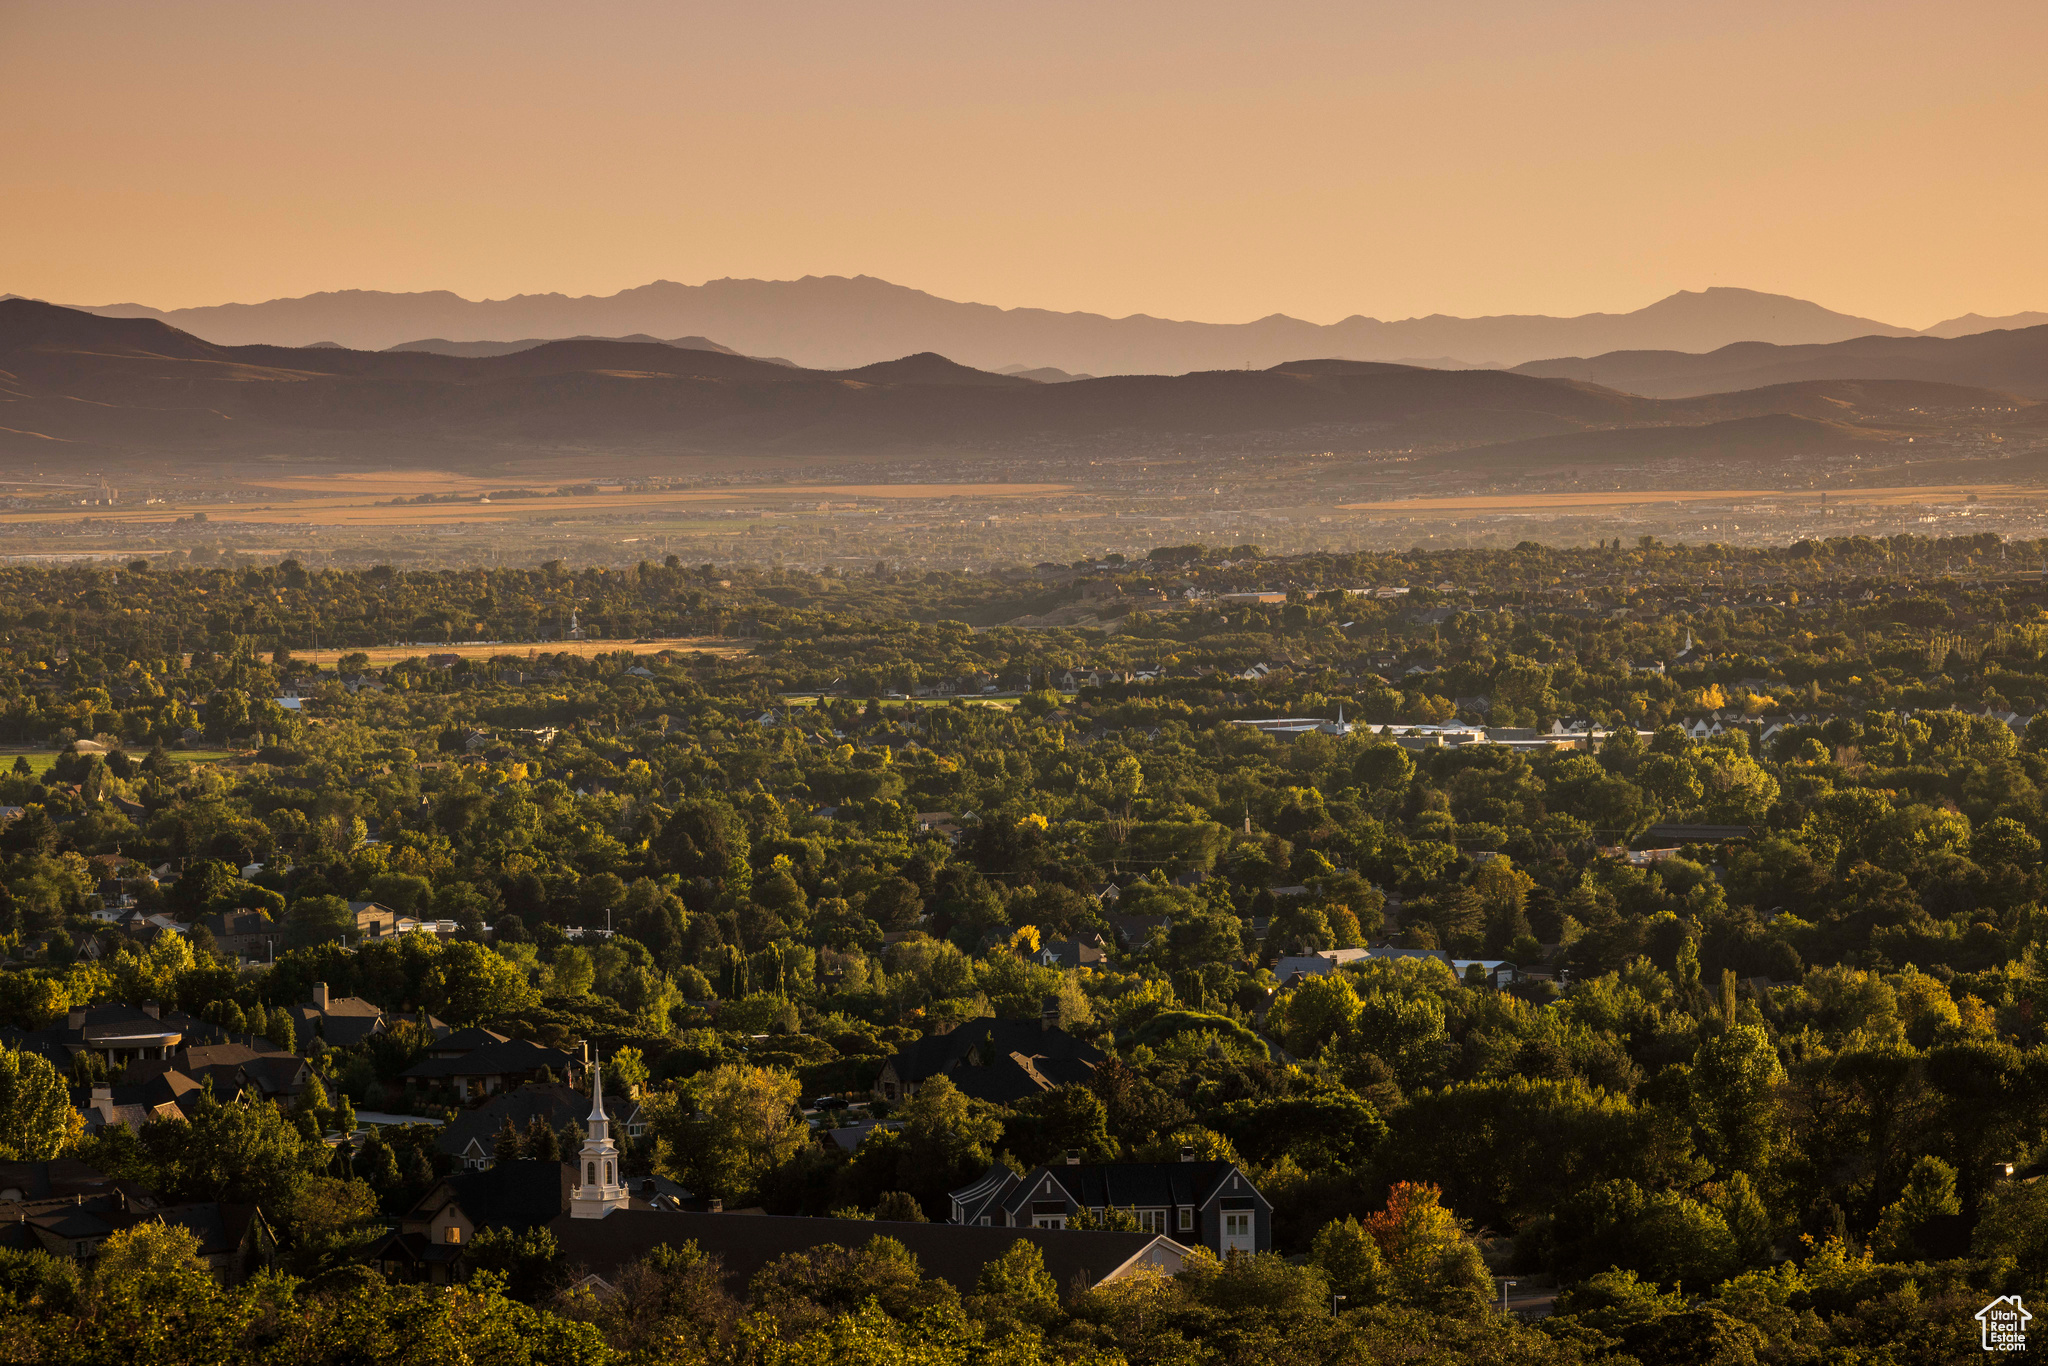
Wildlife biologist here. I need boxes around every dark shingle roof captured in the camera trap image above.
[547,1210,1178,1301]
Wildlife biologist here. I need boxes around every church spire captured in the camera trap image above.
[570,1059,627,1218]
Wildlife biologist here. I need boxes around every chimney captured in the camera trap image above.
[141,1001,159,1020]
[90,1084,112,1107]
[1065,1149,1082,1166]
[1179,1146,1196,1163]
[582,1040,590,1066]
[313,982,329,1012]
[708,1198,723,1214]
[67,1009,85,1031]
[1040,995,1060,1032]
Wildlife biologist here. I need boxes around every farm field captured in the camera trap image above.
[0,481,1075,527]
[288,636,751,668]
[1337,484,2030,514]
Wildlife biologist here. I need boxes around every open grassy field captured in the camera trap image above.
[776,694,1022,710]
[0,480,1076,527]
[1337,484,2030,514]
[0,748,233,774]
[289,636,750,668]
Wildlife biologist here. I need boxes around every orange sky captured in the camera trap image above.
[4,0,2044,327]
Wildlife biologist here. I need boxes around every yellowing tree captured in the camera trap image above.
[657,1064,807,1205]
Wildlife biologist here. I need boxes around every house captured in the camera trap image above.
[0,1160,274,1282]
[347,901,401,938]
[1450,959,1522,989]
[1103,913,1167,954]
[434,1081,638,1171]
[546,1210,1190,1303]
[949,1156,1272,1256]
[369,1160,578,1283]
[287,981,394,1048]
[121,1039,309,1107]
[872,1008,1104,1105]
[401,1037,581,1102]
[378,1065,664,1282]
[1035,934,1108,971]
[1272,948,1371,985]
[202,908,282,961]
[1643,823,1755,845]
[2,1003,222,1070]
[817,1120,902,1155]
[915,812,963,843]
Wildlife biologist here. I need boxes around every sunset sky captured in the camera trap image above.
[5,0,2044,327]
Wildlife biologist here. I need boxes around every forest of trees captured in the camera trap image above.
[0,535,2041,1364]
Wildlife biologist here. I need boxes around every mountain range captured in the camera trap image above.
[14,275,2041,374]
[1512,327,2048,399]
[2,300,2038,474]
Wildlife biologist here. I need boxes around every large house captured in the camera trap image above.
[872,1009,1103,1105]
[948,1156,1272,1257]
[435,1081,641,1171]
[287,981,448,1049]
[121,1038,311,1107]
[201,909,282,961]
[369,1160,580,1283]
[0,1159,273,1281]
[549,1212,1191,1302]
[2,1003,225,1071]
[401,1036,581,1102]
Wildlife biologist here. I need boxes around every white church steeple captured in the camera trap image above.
[569,1061,628,1219]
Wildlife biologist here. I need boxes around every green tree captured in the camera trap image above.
[656,1065,807,1205]
[1687,1023,1784,1177]
[0,1045,71,1159]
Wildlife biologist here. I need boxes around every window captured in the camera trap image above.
[1034,1216,1065,1229]
[446,1226,462,1245]
[604,1161,613,1186]
[1138,1209,1166,1234]
[1224,1213,1251,1238]
[1178,1208,1193,1232]
[586,1162,596,1185]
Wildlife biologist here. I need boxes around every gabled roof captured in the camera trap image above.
[432,1026,511,1055]
[409,1160,575,1233]
[883,1018,1102,1086]
[546,1209,1186,1302]
[953,1160,1262,1226]
[402,1037,577,1081]
[435,1082,628,1160]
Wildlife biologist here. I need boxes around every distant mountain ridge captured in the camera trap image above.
[1511,326,2048,400]
[0,299,2030,472]
[7,276,2001,374]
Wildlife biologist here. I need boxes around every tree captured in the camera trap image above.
[1310,1215,1389,1305]
[1687,1023,1784,1177]
[1268,974,1360,1057]
[287,894,356,949]
[974,1237,1058,1311]
[862,877,924,932]
[1871,1155,1960,1260]
[872,1190,927,1222]
[0,1045,71,1159]
[141,1086,315,1205]
[276,1175,382,1272]
[657,1065,807,1205]
[1360,1183,1492,1314]
[432,940,539,1024]
[889,1074,1004,1211]
[523,1114,563,1162]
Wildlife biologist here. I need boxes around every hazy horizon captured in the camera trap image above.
[17,275,2035,336]
[5,1,2045,329]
